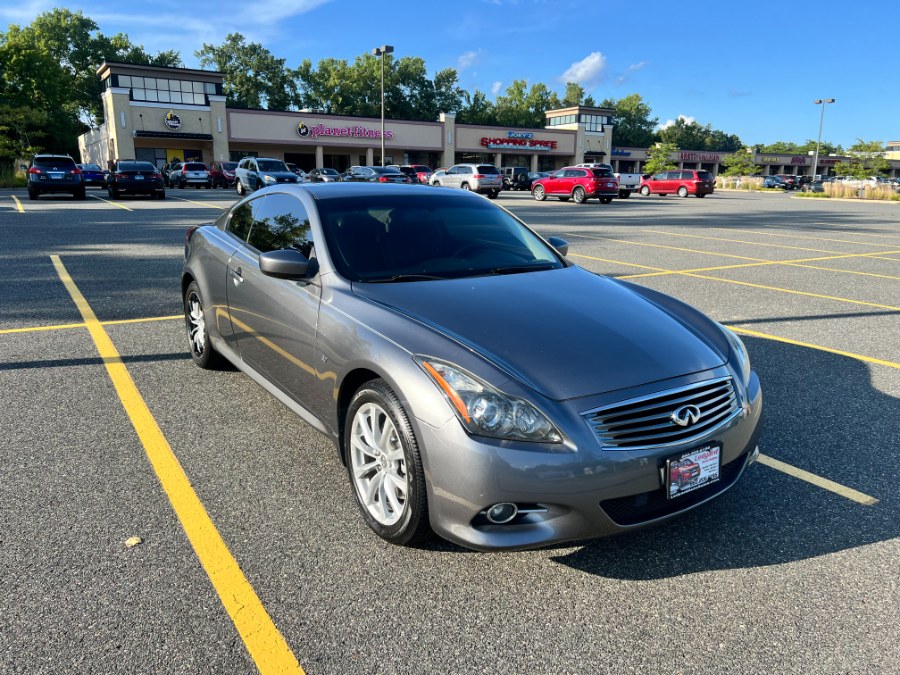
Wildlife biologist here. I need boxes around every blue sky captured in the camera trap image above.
[4,0,898,148]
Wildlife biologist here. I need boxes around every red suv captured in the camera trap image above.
[669,458,702,487]
[209,161,238,188]
[531,166,619,204]
[639,169,716,198]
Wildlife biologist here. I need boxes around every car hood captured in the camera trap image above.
[353,266,727,400]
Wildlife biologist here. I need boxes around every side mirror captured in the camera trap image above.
[547,236,569,257]
[259,248,314,279]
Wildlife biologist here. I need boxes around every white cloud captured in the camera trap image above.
[491,81,503,96]
[615,61,648,85]
[561,52,607,87]
[457,50,482,72]
[659,115,697,129]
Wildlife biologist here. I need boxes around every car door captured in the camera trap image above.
[225,192,322,404]
[442,165,461,188]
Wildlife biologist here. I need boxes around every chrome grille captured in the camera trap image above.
[582,377,739,450]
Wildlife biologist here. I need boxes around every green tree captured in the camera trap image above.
[457,90,495,125]
[493,80,560,128]
[721,147,759,177]
[562,82,585,107]
[643,141,678,175]
[600,93,658,148]
[197,33,297,110]
[834,139,889,178]
[658,116,742,151]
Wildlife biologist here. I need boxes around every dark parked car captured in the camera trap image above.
[308,168,343,183]
[640,170,716,197]
[801,179,826,193]
[344,166,412,183]
[27,154,85,200]
[531,166,619,204]
[400,164,433,184]
[209,161,239,188]
[181,183,762,551]
[775,174,801,190]
[761,175,789,190]
[77,163,107,189]
[107,160,165,199]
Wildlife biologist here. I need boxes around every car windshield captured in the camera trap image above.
[318,193,565,282]
[258,160,288,172]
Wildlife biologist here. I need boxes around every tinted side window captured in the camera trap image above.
[698,171,713,181]
[680,171,693,180]
[247,193,314,255]
[227,199,257,241]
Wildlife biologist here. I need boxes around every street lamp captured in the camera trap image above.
[371,44,394,166]
[811,98,835,180]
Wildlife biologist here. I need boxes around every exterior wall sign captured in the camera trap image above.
[680,151,720,161]
[612,148,632,156]
[759,156,779,163]
[790,156,809,164]
[164,111,182,130]
[481,137,557,151]
[297,121,393,140]
[507,131,534,139]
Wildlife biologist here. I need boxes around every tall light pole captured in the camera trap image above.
[371,44,394,166]
[811,98,835,180]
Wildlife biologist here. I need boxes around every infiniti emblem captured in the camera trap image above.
[671,404,702,427]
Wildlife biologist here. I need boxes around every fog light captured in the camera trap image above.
[486,502,518,524]
[748,445,760,465]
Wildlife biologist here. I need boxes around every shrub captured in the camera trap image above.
[0,164,26,188]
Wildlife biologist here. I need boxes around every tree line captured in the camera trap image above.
[0,8,876,168]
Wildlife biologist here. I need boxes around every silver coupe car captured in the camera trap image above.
[181,183,762,551]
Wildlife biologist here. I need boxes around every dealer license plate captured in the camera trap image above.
[665,443,721,499]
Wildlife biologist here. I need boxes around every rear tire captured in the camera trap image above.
[75,187,86,200]
[640,185,651,196]
[28,188,38,201]
[461,183,471,191]
[345,379,431,546]
[488,190,499,199]
[573,186,587,204]
[108,187,119,199]
[678,186,689,198]
[600,197,613,204]
[184,281,224,370]
[697,193,706,198]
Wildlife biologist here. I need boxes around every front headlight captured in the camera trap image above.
[722,326,751,385]
[263,174,276,182]
[416,357,562,443]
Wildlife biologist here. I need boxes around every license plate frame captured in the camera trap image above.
[665,442,721,500]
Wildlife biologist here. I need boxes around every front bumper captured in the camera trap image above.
[419,368,762,551]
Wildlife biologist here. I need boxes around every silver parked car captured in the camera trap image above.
[181,183,762,551]
[437,163,503,198]
[235,157,299,195]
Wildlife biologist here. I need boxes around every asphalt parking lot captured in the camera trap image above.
[1,186,897,674]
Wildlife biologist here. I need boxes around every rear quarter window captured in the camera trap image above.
[698,171,714,181]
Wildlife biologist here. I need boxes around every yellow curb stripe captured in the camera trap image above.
[725,325,900,369]
[756,454,879,505]
[50,255,303,675]
[0,315,182,336]
[11,195,25,212]
[89,194,133,211]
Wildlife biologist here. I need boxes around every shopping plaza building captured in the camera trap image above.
[79,62,900,179]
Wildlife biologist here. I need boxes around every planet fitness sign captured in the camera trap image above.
[297,122,393,140]
[164,111,182,130]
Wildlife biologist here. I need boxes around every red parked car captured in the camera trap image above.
[639,169,716,198]
[531,166,619,204]
[209,161,238,188]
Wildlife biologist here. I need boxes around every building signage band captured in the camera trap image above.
[612,149,632,156]
[297,122,393,140]
[164,111,182,130]
[481,137,557,151]
[507,131,534,139]
[680,151,720,162]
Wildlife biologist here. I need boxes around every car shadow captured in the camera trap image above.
[551,335,898,579]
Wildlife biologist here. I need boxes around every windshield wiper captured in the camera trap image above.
[364,274,446,283]
[491,263,558,275]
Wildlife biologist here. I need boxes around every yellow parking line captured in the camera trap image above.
[0,315,181,336]
[170,196,226,209]
[89,194,133,211]
[710,226,900,250]
[11,195,25,213]
[725,325,900,370]
[50,255,303,675]
[642,229,840,254]
[567,233,764,261]
[756,454,879,505]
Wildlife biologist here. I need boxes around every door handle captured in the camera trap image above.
[230,266,243,285]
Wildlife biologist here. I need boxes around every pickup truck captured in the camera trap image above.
[576,163,640,198]
[614,172,643,198]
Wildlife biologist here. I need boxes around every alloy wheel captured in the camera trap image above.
[350,402,409,526]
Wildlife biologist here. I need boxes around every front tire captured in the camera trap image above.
[640,185,651,196]
[184,281,224,370]
[346,380,430,546]
[533,185,546,201]
[236,180,245,196]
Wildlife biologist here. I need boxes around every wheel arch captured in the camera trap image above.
[336,367,384,465]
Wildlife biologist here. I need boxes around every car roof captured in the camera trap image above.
[265,181,488,202]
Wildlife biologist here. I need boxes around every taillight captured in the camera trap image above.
[185,225,200,243]
[115,173,127,180]
[152,173,162,179]
[182,166,188,173]
[379,176,389,183]
[70,167,82,175]
[28,167,42,174]
[473,174,485,179]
